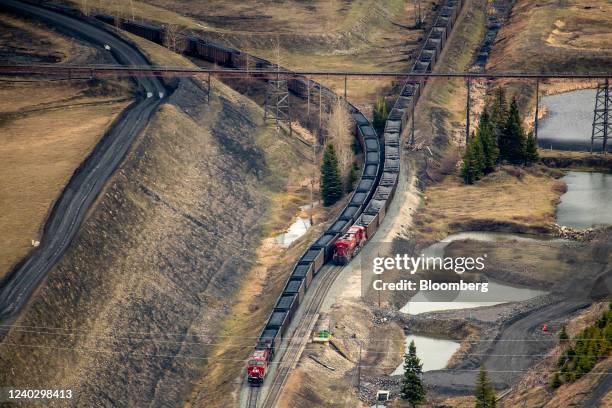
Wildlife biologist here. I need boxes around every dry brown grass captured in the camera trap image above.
[63,0,435,104]
[488,0,611,74]
[413,166,564,243]
[0,14,131,278]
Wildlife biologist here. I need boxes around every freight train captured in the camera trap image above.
[247,0,464,386]
[87,0,464,386]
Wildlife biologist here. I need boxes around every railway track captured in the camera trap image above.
[260,265,343,408]
[246,386,260,408]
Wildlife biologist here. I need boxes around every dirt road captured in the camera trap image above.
[424,300,591,394]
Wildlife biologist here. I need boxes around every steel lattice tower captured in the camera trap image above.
[264,79,292,136]
[591,79,611,153]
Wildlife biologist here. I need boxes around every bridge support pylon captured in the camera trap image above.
[591,79,611,154]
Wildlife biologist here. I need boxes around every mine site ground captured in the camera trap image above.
[0,0,610,407]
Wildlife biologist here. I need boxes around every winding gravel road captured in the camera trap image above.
[423,300,591,395]
[0,0,166,322]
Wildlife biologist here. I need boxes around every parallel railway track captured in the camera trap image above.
[260,266,343,408]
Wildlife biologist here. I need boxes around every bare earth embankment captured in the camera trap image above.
[0,12,132,278]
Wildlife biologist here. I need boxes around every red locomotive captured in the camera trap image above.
[333,225,367,264]
[246,349,270,385]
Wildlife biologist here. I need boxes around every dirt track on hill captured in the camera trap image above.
[0,0,165,323]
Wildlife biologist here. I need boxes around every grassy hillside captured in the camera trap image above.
[486,0,611,117]
[67,0,438,104]
[0,29,333,407]
[0,12,132,278]
[488,0,611,74]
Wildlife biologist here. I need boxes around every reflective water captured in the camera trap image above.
[400,232,548,315]
[538,89,596,151]
[392,335,461,374]
[556,171,612,228]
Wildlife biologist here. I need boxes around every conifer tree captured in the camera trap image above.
[489,87,508,141]
[474,366,496,408]
[461,134,485,184]
[524,131,539,164]
[320,143,343,206]
[499,98,526,164]
[373,96,388,134]
[401,340,426,407]
[550,372,562,389]
[476,109,499,173]
[559,324,569,341]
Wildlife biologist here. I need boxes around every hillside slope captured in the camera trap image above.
[0,11,132,278]
[0,40,314,408]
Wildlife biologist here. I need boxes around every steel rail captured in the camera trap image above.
[260,265,344,408]
[0,63,610,79]
[246,386,260,408]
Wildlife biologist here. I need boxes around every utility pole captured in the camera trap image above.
[319,85,322,141]
[357,342,362,392]
[310,142,317,225]
[466,77,471,144]
[534,79,540,140]
[410,96,416,145]
[307,79,310,126]
[414,0,422,28]
[207,73,211,104]
[344,75,347,99]
[264,35,292,136]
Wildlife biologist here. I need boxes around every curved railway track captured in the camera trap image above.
[0,1,467,406]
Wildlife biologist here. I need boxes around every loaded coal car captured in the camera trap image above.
[292,262,314,288]
[287,77,311,98]
[283,278,306,303]
[339,204,361,225]
[356,213,379,239]
[195,40,235,66]
[123,21,164,44]
[310,233,339,265]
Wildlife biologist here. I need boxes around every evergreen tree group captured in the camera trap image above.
[474,366,497,408]
[551,303,612,388]
[320,143,343,206]
[401,340,426,407]
[373,96,389,134]
[461,87,539,184]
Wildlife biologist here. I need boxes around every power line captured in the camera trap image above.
[0,63,610,79]
[2,324,610,344]
[0,341,611,373]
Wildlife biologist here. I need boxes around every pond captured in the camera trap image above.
[538,89,596,151]
[392,335,461,374]
[556,171,612,228]
[400,232,549,315]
